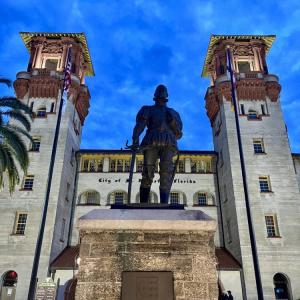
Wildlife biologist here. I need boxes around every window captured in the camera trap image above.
[114,192,124,204]
[109,158,131,172]
[50,103,54,113]
[170,192,179,205]
[30,102,34,112]
[23,175,34,190]
[240,104,245,115]
[36,107,46,118]
[253,139,265,154]
[136,160,143,172]
[81,158,103,172]
[82,159,89,172]
[197,193,207,205]
[259,176,271,192]
[14,213,28,235]
[60,218,66,242]
[45,59,58,71]
[86,191,99,205]
[238,61,251,73]
[265,215,280,237]
[110,159,116,172]
[176,160,185,173]
[226,220,232,243]
[78,190,100,205]
[248,109,259,120]
[30,137,41,152]
[261,104,266,115]
[191,160,212,173]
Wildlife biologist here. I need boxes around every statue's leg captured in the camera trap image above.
[159,148,176,204]
[140,148,158,203]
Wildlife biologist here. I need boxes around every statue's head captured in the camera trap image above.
[153,84,168,102]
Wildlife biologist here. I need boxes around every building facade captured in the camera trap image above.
[0,33,299,300]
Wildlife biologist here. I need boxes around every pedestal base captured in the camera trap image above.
[75,209,218,300]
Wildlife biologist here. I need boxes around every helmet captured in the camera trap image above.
[153,84,168,101]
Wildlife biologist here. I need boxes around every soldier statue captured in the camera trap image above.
[132,84,183,204]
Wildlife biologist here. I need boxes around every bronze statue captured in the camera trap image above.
[131,84,183,204]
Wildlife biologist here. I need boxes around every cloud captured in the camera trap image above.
[1,0,300,153]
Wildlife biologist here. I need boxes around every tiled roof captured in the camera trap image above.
[216,247,241,270]
[50,246,79,270]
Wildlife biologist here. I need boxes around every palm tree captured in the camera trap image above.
[0,77,33,193]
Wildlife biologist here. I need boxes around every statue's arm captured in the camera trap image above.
[132,106,148,147]
[168,109,183,139]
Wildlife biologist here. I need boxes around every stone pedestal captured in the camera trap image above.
[75,209,218,300]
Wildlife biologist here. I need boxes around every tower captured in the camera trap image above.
[203,35,300,299]
[0,32,93,299]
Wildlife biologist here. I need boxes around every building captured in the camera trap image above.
[0,32,299,300]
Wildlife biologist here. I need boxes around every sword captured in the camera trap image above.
[125,140,138,204]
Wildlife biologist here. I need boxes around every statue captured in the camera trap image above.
[131,84,183,204]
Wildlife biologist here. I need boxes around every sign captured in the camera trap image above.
[35,278,56,300]
[122,272,173,300]
[98,177,197,184]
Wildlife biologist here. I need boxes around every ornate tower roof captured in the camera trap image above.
[20,32,94,76]
[202,34,276,77]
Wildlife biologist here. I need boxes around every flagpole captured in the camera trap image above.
[226,47,264,300]
[27,46,72,300]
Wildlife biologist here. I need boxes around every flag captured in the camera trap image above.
[62,48,72,111]
[226,47,237,111]
[63,48,72,92]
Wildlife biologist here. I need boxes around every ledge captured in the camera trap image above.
[77,208,217,232]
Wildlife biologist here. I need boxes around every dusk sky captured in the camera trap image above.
[1,0,299,152]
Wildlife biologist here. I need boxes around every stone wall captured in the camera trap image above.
[76,230,217,300]
[75,209,218,300]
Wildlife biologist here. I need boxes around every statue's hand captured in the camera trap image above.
[132,138,139,150]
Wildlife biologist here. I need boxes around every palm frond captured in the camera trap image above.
[1,110,31,131]
[0,126,29,170]
[5,124,33,143]
[0,78,12,87]
[0,97,33,118]
[5,149,20,194]
[0,143,20,194]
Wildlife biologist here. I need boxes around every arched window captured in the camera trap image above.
[36,107,47,118]
[0,270,18,300]
[169,191,187,205]
[273,273,292,300]
[78,190,100,205]
[193,191,215,206]
[107,190,128,205]
[135,191,158,203]
[248,109,259,120]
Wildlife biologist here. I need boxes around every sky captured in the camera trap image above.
[0,0,300,152]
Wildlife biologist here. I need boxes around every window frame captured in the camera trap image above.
[109,158,131,172]
[30,137,41,152]
[14,212,28,235]
[170,192,179,205]
[36,107,47,118]
[253,139,265,154]
[259,176,272,193]
[265,215,280,238]
[197,192,207,205]
[22,175,34,191]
